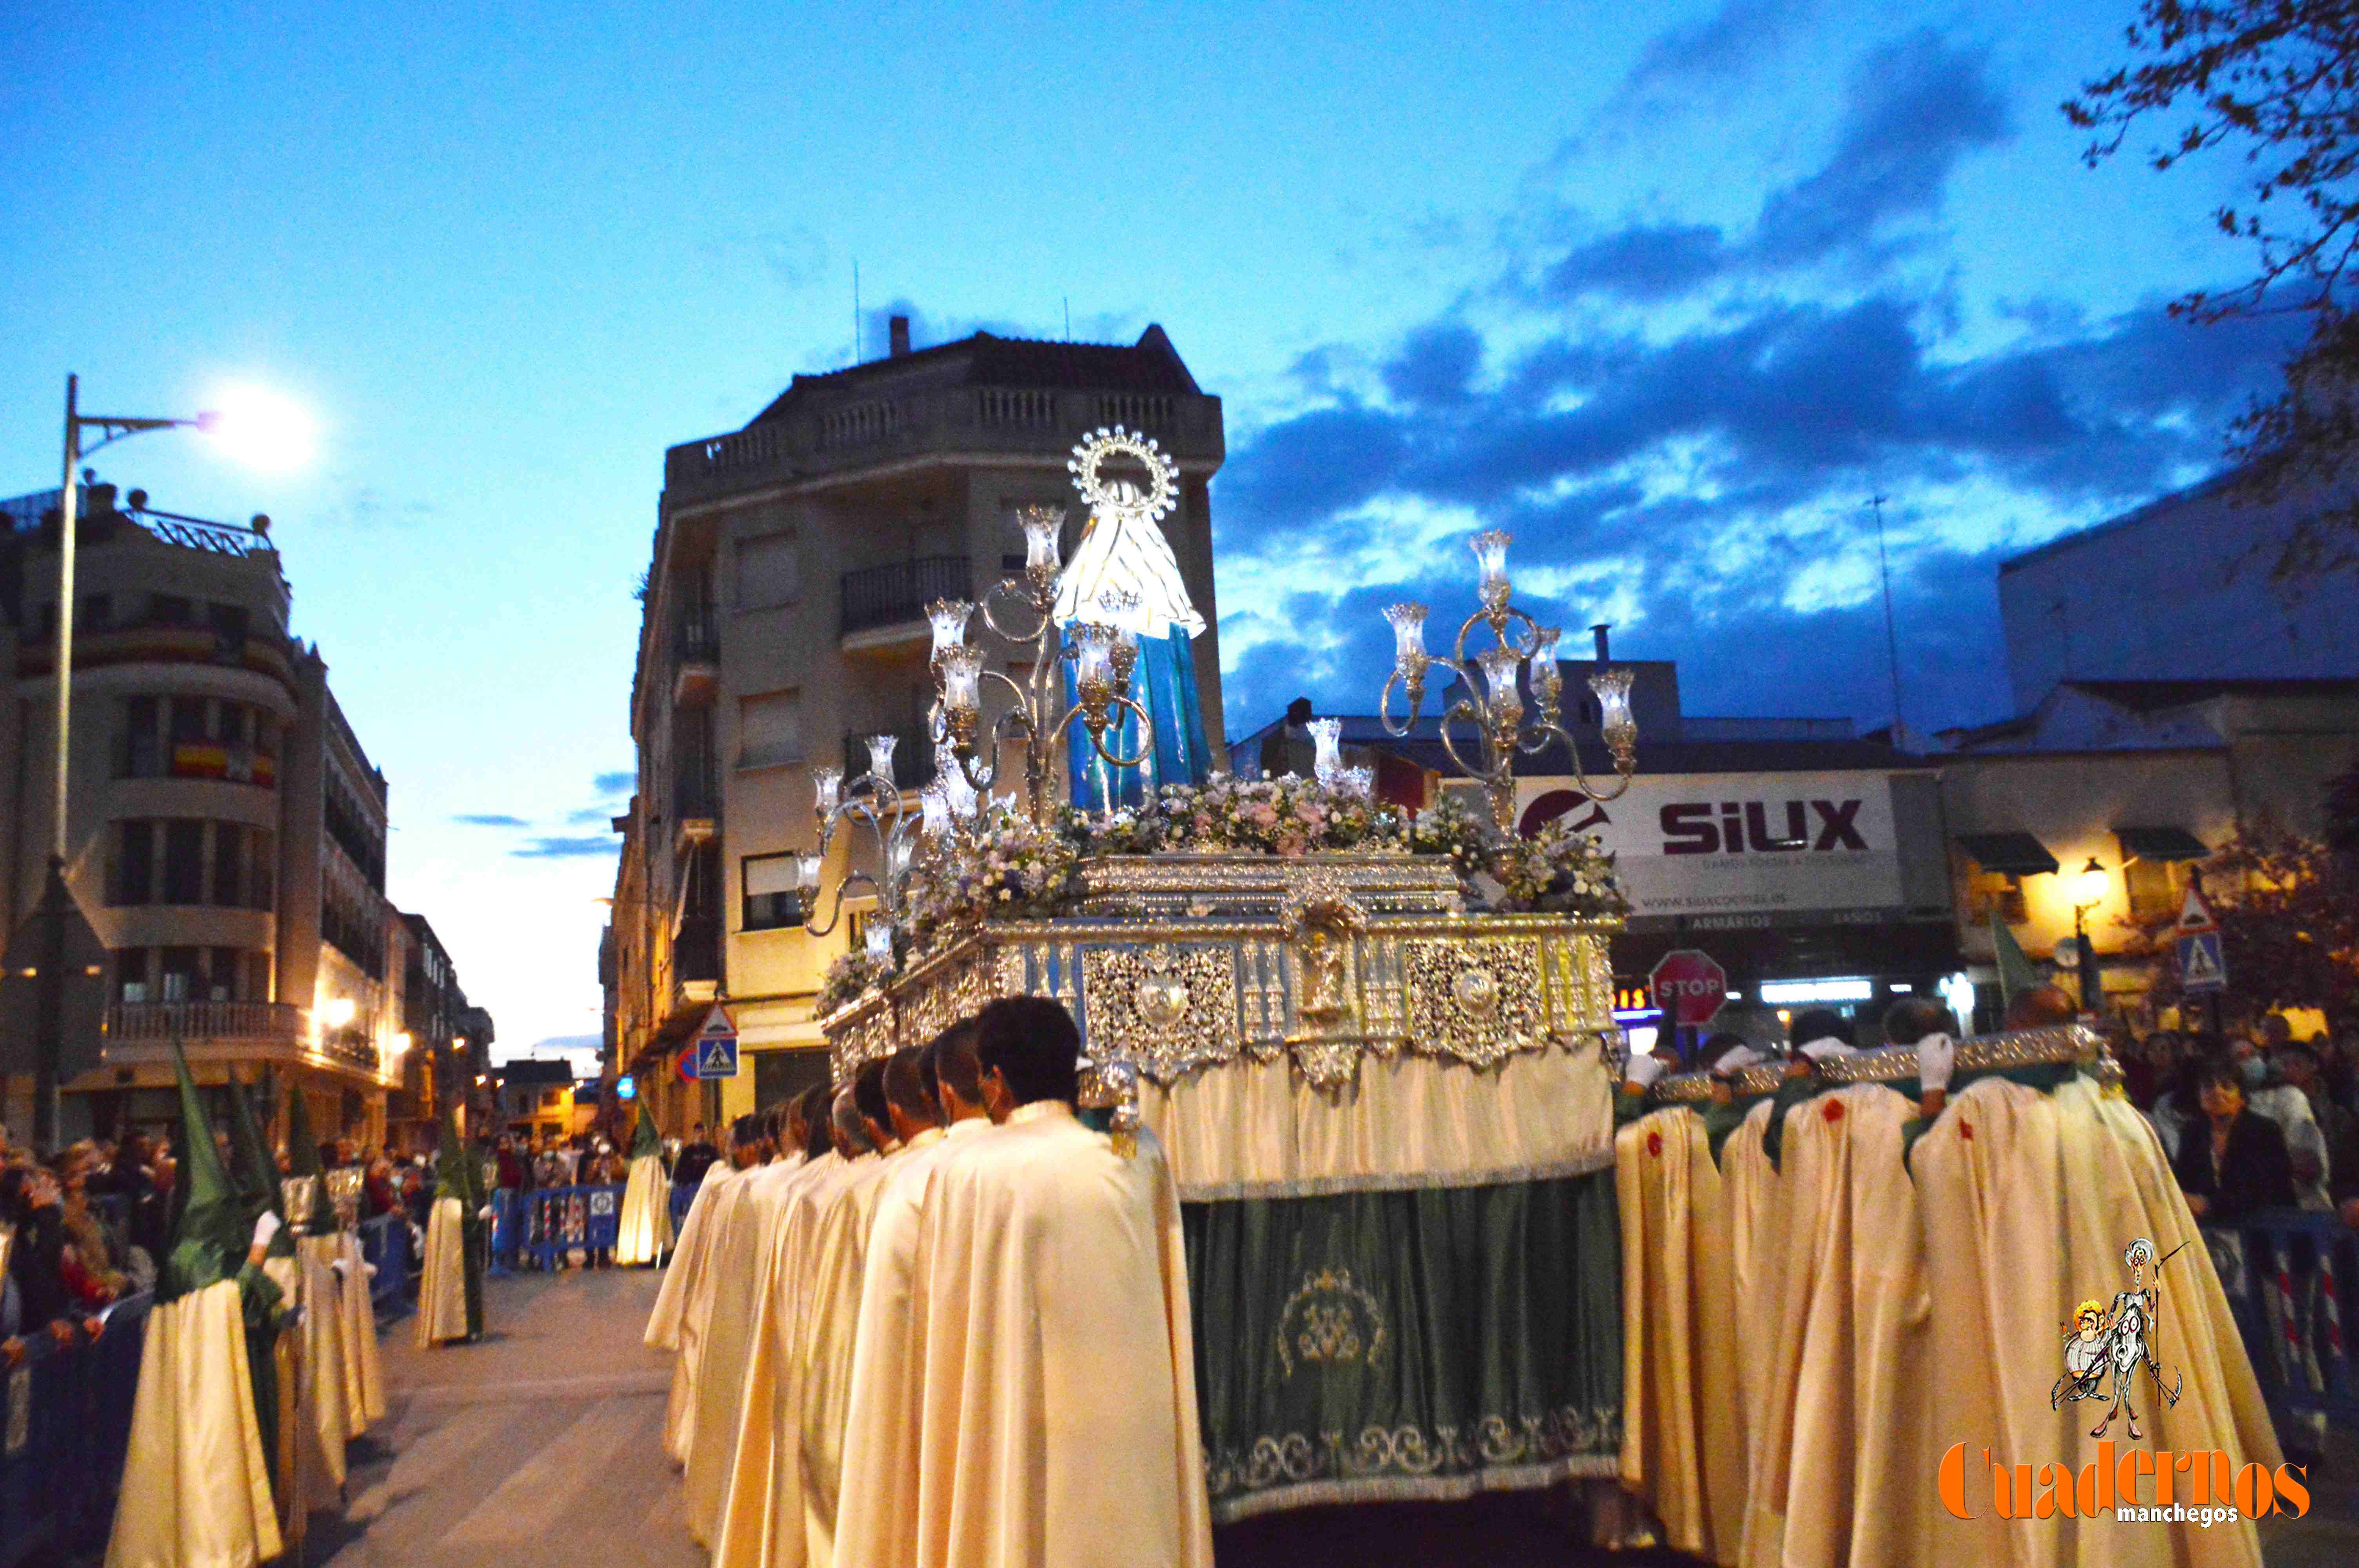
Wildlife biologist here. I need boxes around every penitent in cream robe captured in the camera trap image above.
[909,1104,1213,1568]
[649,1159,734,1352]
[662,1162,754,1463]
[704,1152,842,1564]
[104,1278,284,1568]
[832,1117,991,1568]
[617,1151,676,1265]
[416,1196,472,1348]
[1616,1106,1743,1566]
[688,1155,817,1548]
[1766,1085,1935,1568]
[796,1149,901,1565]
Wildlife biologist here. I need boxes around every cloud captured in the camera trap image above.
[591,770,634,795]
[567,805,618,825]
[1381,322,1484,408]
[1214,286,2301,738]
[1539,28,2009,303]
[512,835,618,860]
[1751,30,2010,266]
[453,813,529,828]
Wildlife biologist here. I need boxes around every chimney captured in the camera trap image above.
[1590,623,1611,661]
[889,315,911,357]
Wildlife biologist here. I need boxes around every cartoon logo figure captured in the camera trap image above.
[2052,1238,2185,1439]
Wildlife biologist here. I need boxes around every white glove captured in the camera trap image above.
[1797,1037,1858,1062]
[1916,1032,1957,1093]
[478,1205,495,1222]
[251,1211,282,1251]
[1622,1053,1669,1090]
[1710,1045,1763,1078]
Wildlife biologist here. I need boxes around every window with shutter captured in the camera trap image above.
[738,532,800,610]
[739,689,801,769]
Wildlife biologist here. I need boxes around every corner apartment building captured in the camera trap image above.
[0,481,486,1145]
[614,320,1227,1130]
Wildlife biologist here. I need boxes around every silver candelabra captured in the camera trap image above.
[1379,529,1638,832]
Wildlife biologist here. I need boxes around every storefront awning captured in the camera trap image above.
[2115,825,2210,863]
[1953,831,2059,877]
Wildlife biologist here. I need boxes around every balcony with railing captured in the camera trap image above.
[841,556,972,650]
[98,1000,389,1081]
[674,913,722,1003]
[673,606,719,707]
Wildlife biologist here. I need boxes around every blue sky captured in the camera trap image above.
[0,1,2288,1052]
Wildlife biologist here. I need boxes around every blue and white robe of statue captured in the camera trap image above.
[1055,493,1210,809]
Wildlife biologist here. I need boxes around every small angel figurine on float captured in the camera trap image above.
[1055,426,1210,807]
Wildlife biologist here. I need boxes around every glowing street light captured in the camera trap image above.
[20,374,311,1146]
[323,996,358,1028]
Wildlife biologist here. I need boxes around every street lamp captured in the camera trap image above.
[2071,856,2107,1018]
[25,374,307,1148]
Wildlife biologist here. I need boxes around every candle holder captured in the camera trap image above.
[1378,530,1638,831]
[800,735,937,946]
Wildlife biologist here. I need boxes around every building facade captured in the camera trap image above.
[1998,470,2359,712]
[613,321,1227,1131]
[1939,678,2359,1022]
[0,481,486,1146]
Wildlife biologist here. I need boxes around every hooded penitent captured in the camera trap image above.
[105,1044,287,1568]
[426,1108,486,1340]
[616,1100,677,1266]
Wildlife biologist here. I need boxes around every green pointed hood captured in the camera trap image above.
[227,1076,288,1251]
[434,1107,482,1207]
[160,1043,246,1302]
[1991,908,2041,1013]
[284,1089,334,1235]
[632,1101,661,1160]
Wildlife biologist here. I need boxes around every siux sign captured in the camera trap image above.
[1519,770,1905,922]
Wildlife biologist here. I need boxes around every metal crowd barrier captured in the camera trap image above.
[0,1292,152,1568]
[521,1184,627,1271]
[2205,1209,2359,1442]
[488,1189,525,1275]
[358,1212,416,1317]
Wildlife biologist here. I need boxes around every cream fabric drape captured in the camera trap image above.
[832,1120,988,1568]
[1720,1101,1791,1568]
[1770,1085,1935,1568]
[416,1196,470,1348]
[1140,1039,1614,1199]
[103,1279,283,1568]
[1615,1106,1742,1566]
[710,1152,853,1568]
[909,1107,1214,1568]
[618,1152,676,1265]
[665,1164,755,1463]
[649,1159,733,1352]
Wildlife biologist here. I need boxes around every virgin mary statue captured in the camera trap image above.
[1056,427,1209,807]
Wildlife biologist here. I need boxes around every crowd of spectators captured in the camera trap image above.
[2115,1017,2359,1229]
[0,1130,177,1369]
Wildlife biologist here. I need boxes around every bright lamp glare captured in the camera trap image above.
[323,996,356,1027]
[199,385,313,472]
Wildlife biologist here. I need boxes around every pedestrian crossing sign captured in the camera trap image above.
[2176,930,2227,994]
[692,1004,739,1079]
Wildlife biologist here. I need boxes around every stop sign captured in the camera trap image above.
[1649,949,1728,1027]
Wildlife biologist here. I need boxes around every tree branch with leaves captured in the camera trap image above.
[2069,2,2359,570]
